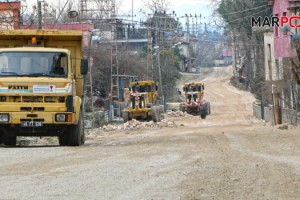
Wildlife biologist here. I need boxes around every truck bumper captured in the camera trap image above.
[0,112,76,124]
[0,112,76,136]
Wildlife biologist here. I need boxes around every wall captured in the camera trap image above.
[273,0,297,58]
[0,2,21,29]
[264,31,284,81]
[253,102,300,125]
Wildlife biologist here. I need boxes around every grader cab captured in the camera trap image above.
[179,82,210,119]
[122,80,163,122]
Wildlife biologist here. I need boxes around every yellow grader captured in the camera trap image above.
[179,82,210,119]
[122,80,163,122]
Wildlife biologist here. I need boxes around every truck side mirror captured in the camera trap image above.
[81,59,88,75]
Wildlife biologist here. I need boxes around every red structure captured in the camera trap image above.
[19,23,94,47]
[0,1,21,29]
[271,0,297,58]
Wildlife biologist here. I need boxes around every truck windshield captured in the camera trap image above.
[0,52,68,77]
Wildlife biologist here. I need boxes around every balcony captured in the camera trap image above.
[288,0,300,11]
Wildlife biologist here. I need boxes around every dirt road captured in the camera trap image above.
[1,66,300,200]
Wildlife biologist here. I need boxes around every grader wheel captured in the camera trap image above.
[151,106,161,122]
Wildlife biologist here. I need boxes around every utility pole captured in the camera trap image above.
[37,0,42,29]
[157,50,163,97]
[132,0,134,27]
[110,0,121,118]
[191,14,194,35]
[147,24,152,78]
[81,0,88,21]
[185,14,191,72]
[272,85,282,125]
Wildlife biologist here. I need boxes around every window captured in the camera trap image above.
[293,9,300,34]
[0,56,8,69]
[0,52,68,77]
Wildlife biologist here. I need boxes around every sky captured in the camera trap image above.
[120,0,214,20]
[23,0,215,25]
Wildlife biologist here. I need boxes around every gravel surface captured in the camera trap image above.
[0,66,300,200]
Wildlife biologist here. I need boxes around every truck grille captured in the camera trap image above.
[20,119,45,122]
[20,107,45,111]
[66,95,73,112]
[0,95,65,103]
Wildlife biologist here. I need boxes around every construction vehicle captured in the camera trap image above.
[0,30,88,146]
[179,82,210,119]
[122,80,163,122]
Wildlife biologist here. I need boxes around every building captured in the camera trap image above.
[223,47,233,65]
[91,21,148,54]
[264,0,300,124]
[0,0,21,29]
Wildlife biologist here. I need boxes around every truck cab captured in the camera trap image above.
[0,30,88,146]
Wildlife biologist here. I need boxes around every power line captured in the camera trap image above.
[51,0,70,28]
[226,7,271,24]
[219,5,267,16]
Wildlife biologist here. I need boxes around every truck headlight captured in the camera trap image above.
[0,114,9,122]
[56,114,66,122]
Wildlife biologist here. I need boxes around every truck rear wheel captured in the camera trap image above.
[67,113,83,146]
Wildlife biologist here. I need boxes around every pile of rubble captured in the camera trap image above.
[100,119,179,132]
[86,110,192,133]
[164,110,192,118]
[275,123,300,130]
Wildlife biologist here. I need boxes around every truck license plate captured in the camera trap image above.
[21,121,43,127]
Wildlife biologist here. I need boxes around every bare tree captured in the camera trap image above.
[49,0,78,24]
[91,44,148,98]
[139,0,171,15]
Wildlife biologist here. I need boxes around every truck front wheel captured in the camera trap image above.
[200,107,207,119]
[58,133,67,146]
[3,135,16,147]
[67,113,83,146]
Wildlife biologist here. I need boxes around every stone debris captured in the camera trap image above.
[164,110,192,117]
[97,118,179,132]
[85,110,192,134]
[275,123,300,130]
[276,123,289,130]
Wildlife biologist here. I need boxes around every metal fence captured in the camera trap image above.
[253,102,300,125]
